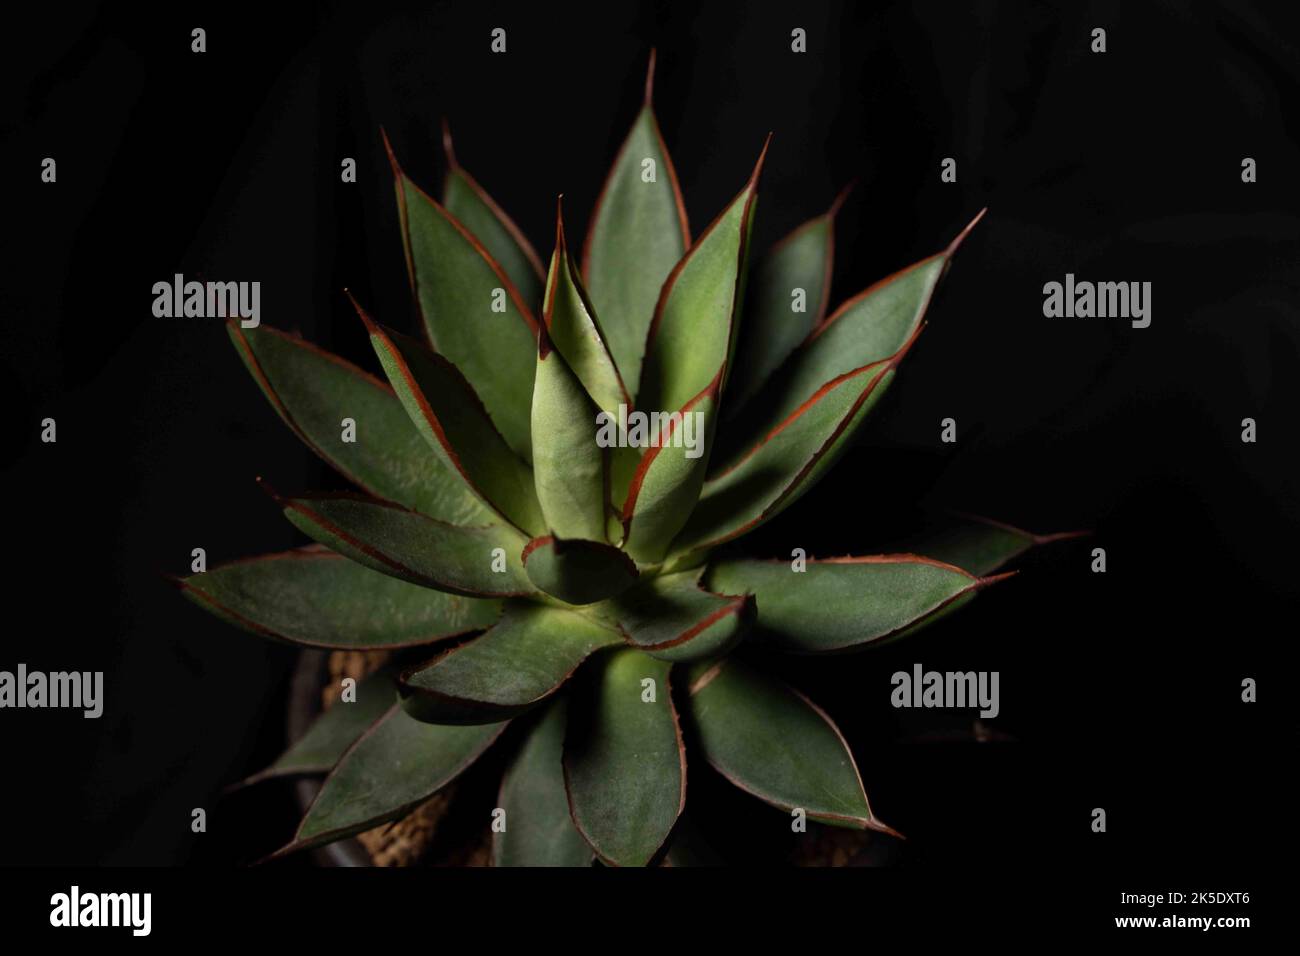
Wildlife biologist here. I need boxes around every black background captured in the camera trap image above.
[2,0,1295,886]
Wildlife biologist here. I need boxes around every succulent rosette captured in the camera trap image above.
[175,53,1064,866]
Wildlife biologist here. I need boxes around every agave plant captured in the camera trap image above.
[175,54,1063,867]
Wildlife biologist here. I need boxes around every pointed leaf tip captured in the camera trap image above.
[441,117,458,168]
[644,49,657,105]
[1033,528,1092,545]
[552,195,568,255]
[440,126,546,301]
[380,126,402,178]
[346,289,374,329]
[904,514,1087,577]
[749,133,773,189]
[945,208,987,258]
[392,145,541,458]
[253,474,281,502]
[637,137,765,415]
[539,204,631,415]
[685,660,885,830]
[581,71,690,393]
[975,569,1019,590]
[867,818,906,840]
[828,179,856,218]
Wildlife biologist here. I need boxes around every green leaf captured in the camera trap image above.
[637,136,768,418]
[706,555,1005,653]
[685,658,897,834]
[358,302,545,536]
[582,51,690,397]
[727,187,848,412]
[398,604,620,724]
[241,665,398,785]
[385,132,537,460]
[531,328,607,541]
[620,376,720,565]
[442,119,546,312]
[564,648,685,866]
[173,546,501,648]
[592,569,752,663]
[274,705,505,857]
[904,515,1088,576]
[544,202,630,417]
[611,128,768,520]
[228,323,492,526]
[720,210,983,469]
[521,535,639,606]
[494,699,594,867]
[271,490,534,598]
[670,354,903,559]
